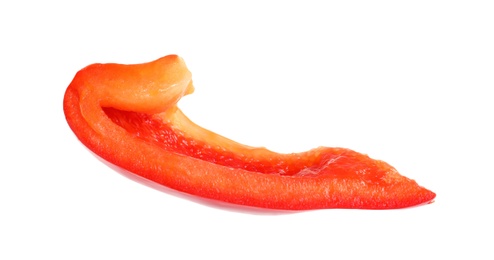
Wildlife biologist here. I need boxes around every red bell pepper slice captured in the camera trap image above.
[63,55,435,210]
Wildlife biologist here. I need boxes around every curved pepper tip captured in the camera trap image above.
[64,54,436,210]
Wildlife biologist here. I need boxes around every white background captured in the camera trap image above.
[1,1,493,259]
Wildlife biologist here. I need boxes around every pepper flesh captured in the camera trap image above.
[63,55,436,210]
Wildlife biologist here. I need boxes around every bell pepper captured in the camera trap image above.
[63,54,435,210]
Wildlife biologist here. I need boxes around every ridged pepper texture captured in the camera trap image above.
[63,55,435,210]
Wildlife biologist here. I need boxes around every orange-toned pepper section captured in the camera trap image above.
[63,55,435,210]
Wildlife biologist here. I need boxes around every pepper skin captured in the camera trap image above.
[63,55,436,210]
